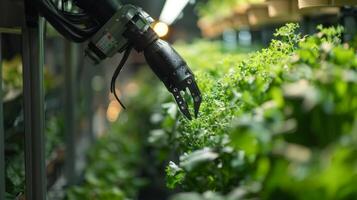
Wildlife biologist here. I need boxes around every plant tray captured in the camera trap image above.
[299,0,357,8]
[248,4,271,26]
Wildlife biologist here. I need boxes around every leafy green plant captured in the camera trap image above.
[5,116,64,199]
[2,56,23,100]
[2,55,58,100]
[145,23,357,199]
[66,122,142,200]
[66,70,162,200]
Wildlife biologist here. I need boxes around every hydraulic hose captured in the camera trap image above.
[73,0,121,25]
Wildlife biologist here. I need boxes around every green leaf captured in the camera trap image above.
[180,148,219,171]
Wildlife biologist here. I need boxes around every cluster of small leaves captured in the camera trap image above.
[146,23,357,199]
[1,56,57,98]
[66,121,143,200]
[161,23,300,193]
[2,56,23,95]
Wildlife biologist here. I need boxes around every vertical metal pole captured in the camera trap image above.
[0,33,5,200]
[64,42,78,186]
[83,59,95,142]
[22,17,46,200]
[87,69,95,142]
[341,7,357,42]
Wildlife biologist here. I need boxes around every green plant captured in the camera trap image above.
[2,56,23,96]
[66,118,145,200]
[2,55,65,199]
[65,23,357,200]
[66,70,162,200]
[5,116,64,199]
[146,23,357,199]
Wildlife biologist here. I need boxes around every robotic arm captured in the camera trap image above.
[35,0,202,119]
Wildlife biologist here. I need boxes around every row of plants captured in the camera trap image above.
[66,23,357,199]
[157,23,357,199]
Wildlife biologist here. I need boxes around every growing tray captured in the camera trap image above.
[266,0,301,18]
[299,0,357,8]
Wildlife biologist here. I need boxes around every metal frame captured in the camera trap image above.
[83,60,95,142]
[341,7,357,42]
[64,42,78,186]
[0,33,5,200]
[301,13,340,35]
[1,0,97,198]
[22,15,47,200]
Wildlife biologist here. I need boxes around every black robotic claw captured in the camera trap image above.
[36,0,201,119]
[144,39,202,120]
[171,77,202,120]
[188,78,203,118]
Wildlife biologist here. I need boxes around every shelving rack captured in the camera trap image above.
[0,0,96,199]
[0,0,24,198]
[199,0,357,44]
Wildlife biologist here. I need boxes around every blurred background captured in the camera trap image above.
[1,0,357,200]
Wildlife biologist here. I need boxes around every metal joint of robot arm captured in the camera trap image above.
[84,4,154,63]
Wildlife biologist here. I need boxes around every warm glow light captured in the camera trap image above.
[159,0,189,25]
[153,22,169,37]
[106,100,122,122]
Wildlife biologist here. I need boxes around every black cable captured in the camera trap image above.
[49,0,92,22]
[110,46,133,109]
[45,0,98,35]
[38,2,83,40]
[36,0,101,42]
[62,15,90,24]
